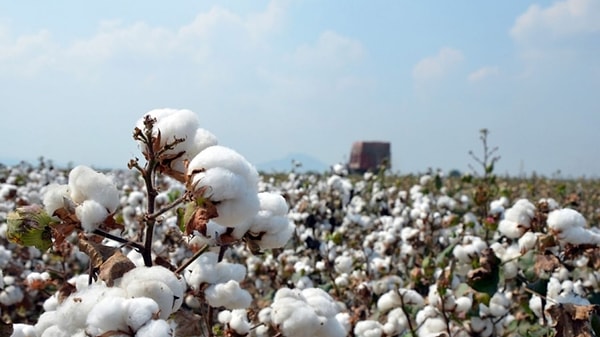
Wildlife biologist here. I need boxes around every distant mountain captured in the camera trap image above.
[256,153,329,173]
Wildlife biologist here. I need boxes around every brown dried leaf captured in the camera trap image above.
[57,281,76,303]
[185,200,219,236]
[0,320,13,337]
[78,237,118,269]
[98,250,135,286]
[173,309,205,337]
[534,252,561,274]
[547,303,599,337]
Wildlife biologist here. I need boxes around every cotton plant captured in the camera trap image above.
[3,108,298,336]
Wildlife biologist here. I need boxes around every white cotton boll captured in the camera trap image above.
[214,262,247,284]
[470,317,493,337]
[258,307,272,324]
[518,232,538,252]
[401,227,419,241]
[127,191,145,207]
[125,297,160,332]
[42,183,70,215]
[315,317,346,337]
[417,317,447,337]
[256,222,295,249]
[138,108,199,154]
[529,295,543,319]
[86,297,128,335]
[336,312,352,335]
[335,274,349,287]
[334,255,353,274]
[120,266,186,314]
[377,290,401,313]
[218,310,232,324]
[124,279,174,320]
[135,319,173,337]
[75,200,109,232]
[354,320,383,337]
[0,285,24,305]
[204,280,252,309]
[68,166,119,213]
[497,219,523,239]
[11,324,37,337]
[489,293,510,317]
[183,252,219,289]
[40,325,70,337]
[55,286,126,335]
[302,287,340,318]
[383,308,408,336]
[35,311,58,336]
[188,145,259,186]
[455,296,473,314]
[547,208,586,231]
[295,276,314,289]
[489,196,509,215]
[271,299,322,337]
[228,309,251,335]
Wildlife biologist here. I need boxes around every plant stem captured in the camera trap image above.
[174,244,209,274]
[92,229,145,252]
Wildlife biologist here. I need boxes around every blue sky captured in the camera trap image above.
[1,0,599,177]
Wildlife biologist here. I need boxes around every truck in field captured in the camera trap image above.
[348,141,391,174]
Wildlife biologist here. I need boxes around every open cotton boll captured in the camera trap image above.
[547,208,600,245]
[124,279,174,320]
[218,309,251,335]
[138,108,200,153]
[383,308,408,336]
[214,262,247,284]
[11,323,36,337]
[42,183,70,215]
[354,320,384,337]
[75,200,109,232]
[183,252,219,289]
[124,297,160,332]
[188,145,259,185]
[204,280,252,309]
[119,266,186,319]
[68,166,119,213]
[135,319,173,337]
[187,146,261,230]
[86,297,128,335]
[269,287,344,337]
[0,285,24,305]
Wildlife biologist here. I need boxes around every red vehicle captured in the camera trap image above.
[348,141,391,173]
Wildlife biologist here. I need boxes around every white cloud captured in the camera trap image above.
[412,47,463,83]
[511,0,600,43]
[291,30,365,69]
[0,2,286,78]
[468,66,499,83]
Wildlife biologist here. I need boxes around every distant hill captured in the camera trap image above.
[256,153,329,173]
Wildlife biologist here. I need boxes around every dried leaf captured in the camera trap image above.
[57,281,76,303]
[173,309,205,337]
[534,252,561,275]
[98,251,135,286]
[78,237,118,269]
[185,199,219,236]
[0,320,13,337]
[547,303,599,337]
[467,248,500,296]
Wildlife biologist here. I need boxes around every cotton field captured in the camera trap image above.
[2,109,600,337]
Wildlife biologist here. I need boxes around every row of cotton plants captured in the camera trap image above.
[1,109,600,336]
